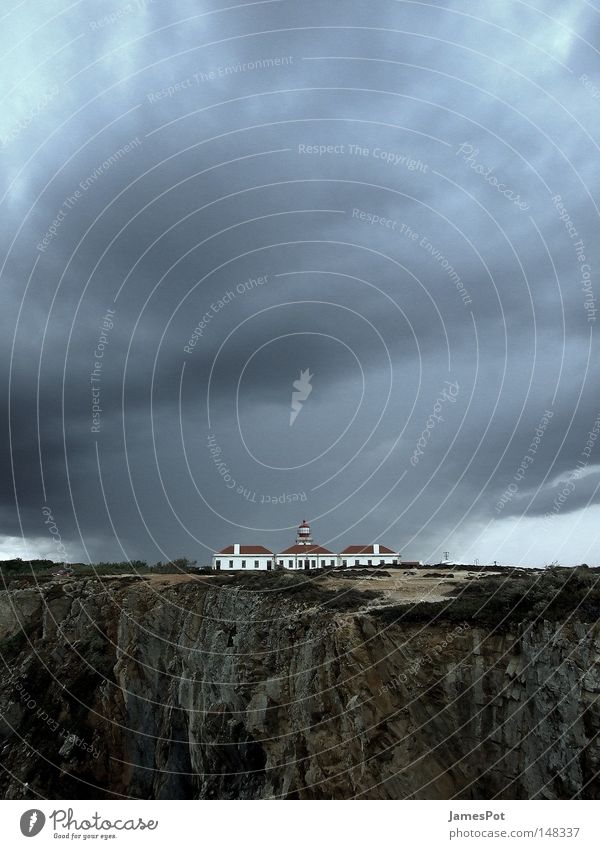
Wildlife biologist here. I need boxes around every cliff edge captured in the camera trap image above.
[0,570,599,799]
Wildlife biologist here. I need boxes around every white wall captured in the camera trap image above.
[212,552,402,570]
[212,554,273,571]
[275,554,337,570]
[338,554,400,567]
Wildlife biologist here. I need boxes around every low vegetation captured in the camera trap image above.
[0,557,198,580]
[209,569,381,611]
[3,559,598,627]
[372,566,600,628]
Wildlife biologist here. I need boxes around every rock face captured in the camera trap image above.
[0,576,599,799]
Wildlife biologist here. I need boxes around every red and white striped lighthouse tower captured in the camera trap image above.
[296,519,313,546]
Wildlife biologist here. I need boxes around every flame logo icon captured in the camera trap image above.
[290,368,313,426]
[19,809,46,837]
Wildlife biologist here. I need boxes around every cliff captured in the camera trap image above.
[0,571,599,799]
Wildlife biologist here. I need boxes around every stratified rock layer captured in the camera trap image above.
[0,576,598,799]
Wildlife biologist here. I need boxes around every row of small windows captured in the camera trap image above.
[214,558,399,568]
[214,560,271,568]
[277,559,337,567]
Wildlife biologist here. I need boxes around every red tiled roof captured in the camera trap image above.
[341,545,396,555]
[279,544,334,555]
[218,545,273,555]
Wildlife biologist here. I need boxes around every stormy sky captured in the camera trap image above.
[2,0,600,566]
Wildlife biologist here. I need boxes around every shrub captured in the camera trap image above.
[371,568,600,628]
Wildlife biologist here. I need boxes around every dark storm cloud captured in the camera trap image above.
[2,0,599,566]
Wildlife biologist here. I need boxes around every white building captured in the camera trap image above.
[339,544,401,567]
[211,521,407,571]
[212,544,274,571]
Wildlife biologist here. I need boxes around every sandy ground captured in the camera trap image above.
[322,569,498,606]
[146,569,496,606]
[60,569,496,607]
[145,573,212,587]
[74,573,213,585]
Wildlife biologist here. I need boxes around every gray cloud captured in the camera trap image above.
[2,0,599,566]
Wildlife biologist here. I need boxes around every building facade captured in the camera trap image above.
[212,544,274,571]
[340,544,401,567]
[211,521,407,571]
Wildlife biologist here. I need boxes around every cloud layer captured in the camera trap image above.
[2,0,599,566]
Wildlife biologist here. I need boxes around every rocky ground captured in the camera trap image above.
[0,568,599,799]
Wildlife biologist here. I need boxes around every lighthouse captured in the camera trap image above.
[296,519,313,545]
[211,518,412,571]
[276,519,335,569]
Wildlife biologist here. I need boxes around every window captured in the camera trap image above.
[380,560,384,565]
[320,560,325,567]
[229,560,233,567]
[312,560,316,567]
[330,559,335,566]
[342,560,347,567]
[241,560,246,568]
[215,560,221,567]
[355,559,359,565]
[279,560,283,566]
[254,560,259,568]
[368,559,372,565]
[288,560,293,568]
